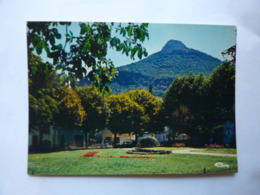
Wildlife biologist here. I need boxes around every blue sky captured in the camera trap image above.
[107,23,237,67]
[41,22,237,68]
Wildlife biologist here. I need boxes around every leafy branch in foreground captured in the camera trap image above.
[27,22,149,92]
[221,45,236,65]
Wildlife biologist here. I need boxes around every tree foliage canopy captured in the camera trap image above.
[163,73,209,136]
[53,87,86,130]
[207,62,235,125]
[107,93,148,139]
[163,60,235,145]
[221,45,236,65]
[28,24,236,149]
[76,86,110,134]
[27,22,149,91]
[126,89,163,133]
[29,52,60,134]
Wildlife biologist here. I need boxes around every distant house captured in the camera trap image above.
[139,132,153,139]
[223,121,235,146]
[137,127,170,143]
[140,127,190,143]
[29,126,137,151]
[174,133,190,141]
[29,126,85,152]
[207,121,236,147]
[102,129,135,145]
[155,127,170,142]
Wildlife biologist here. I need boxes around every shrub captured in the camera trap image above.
[136,137,160,148]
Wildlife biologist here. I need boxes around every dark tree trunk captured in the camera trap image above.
[135,134,138,141]
[38,126,49,152]
[84,132,88,149]
[39,130,43,144]
[149,84,153,94]
[114,133,117,148]
[39,127,44,152]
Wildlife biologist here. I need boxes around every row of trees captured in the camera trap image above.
[28,22,152,150]
[29,50,234,149]
[29,52,162,148]
[163,61,235,146]
[28,21,235,149]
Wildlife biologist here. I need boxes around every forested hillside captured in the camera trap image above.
[80,40,222,96]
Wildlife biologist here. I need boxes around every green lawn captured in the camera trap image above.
[192,148,237,154]
[28,148,238,175]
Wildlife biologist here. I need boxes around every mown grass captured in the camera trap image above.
[28,148,238,175]
[192,148,237,154]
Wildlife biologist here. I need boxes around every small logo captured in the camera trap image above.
[215,162,229,168]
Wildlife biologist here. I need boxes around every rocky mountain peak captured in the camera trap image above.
[161,40,187,53]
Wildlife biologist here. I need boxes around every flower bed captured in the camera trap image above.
[81,152,114,158]
[81,152,155,159]
[204,144,224,148]
[81,152,98,157]
[172,143,186,147]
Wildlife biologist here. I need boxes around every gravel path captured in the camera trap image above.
[172,149,237,157]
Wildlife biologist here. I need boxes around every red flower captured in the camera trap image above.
[81,152,98,157]
[81,152,115,158]
[81,153,154,159]
[120,155,131,158]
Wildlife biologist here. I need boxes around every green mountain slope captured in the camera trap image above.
[110,40,222,96]
[79,40,222,97]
